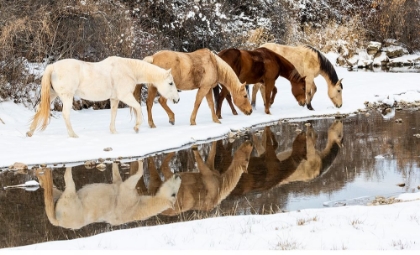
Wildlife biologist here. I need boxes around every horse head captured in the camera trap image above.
[156,68,180,104]
[328,119,344,147]
[328,78,343,108]
[232,82,252,116]
[290,75,306,107]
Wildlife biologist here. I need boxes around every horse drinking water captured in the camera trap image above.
[213,47,306,117]
[26,56,180,138]
[259,43,343,110]
[137,48,252,127]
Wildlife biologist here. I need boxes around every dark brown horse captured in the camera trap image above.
[213,47,306,118]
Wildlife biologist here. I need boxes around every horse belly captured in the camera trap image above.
[76,77,114,101]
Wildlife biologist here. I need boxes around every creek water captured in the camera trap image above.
[1,109,420,248]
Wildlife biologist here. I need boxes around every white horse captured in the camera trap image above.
[26,56,180,138]
[36,161,182,229]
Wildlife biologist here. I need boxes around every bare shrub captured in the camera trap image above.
[367,0,420,51]
[302,15,367,57]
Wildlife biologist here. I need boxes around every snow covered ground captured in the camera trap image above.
[1,53,420,250]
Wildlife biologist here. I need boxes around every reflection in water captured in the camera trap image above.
[278,120,343,184]
[141,141,253,216]
[1,110,420,248]
[228,127,307,196]
[35,161,181,230]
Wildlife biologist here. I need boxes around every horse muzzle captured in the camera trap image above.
[173,98,180,104]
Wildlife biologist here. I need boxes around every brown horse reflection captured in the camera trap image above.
[278,120,344,184]
[143,140,253,216]
[227,126,308,196]
[35,161,181,230]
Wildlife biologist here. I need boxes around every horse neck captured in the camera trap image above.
[319,136,339,159]
[319,71,337,89]
[213,54,242,94]
[218,164,246,201]
[274,55,298,80]
[127,58,166,84]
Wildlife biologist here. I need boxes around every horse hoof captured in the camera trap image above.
[169,120,175,125]
[307,104,314,111]
[26,131,33,137]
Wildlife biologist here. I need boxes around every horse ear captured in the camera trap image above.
[337,78,343,89]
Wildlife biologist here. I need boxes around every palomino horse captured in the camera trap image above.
[213,47,306,117]
[258,43,343,110]
[134,48,252,127]
[143,141,253,216]
[26,56,180,138]
[227,127,307,196]
[35,161,181,230]
[278,120,343,184]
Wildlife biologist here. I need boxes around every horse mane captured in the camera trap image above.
[305,45,339,86]
[212,53,242,93]
[318,142,341,178]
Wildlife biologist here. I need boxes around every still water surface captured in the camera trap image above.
[1,109,419,248]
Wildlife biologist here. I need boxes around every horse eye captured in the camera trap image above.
[169,82,173,86]
[244,95,247,98]
[337,90,341,93]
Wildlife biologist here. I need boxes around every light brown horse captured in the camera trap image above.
[213,47,306,117]
[259,43,343,110]
[134,48,252,127]
[35,161,181,230]
[277,120,343,184]
[144,141,253,216]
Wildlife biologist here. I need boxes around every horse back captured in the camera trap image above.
[151,49,217,89]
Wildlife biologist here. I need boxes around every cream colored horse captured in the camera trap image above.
[35,161,181,230]
[136,48,252,127]
[26,56,180,138]
[144,141,253,216]
[277,120,343,184]
[258,43,343,110]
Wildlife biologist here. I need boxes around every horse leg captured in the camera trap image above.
[190,145,211,175]
[270,86,278,106]
[147,157,163,195]
[161,152,175,180]
[251,83,259,108]
[190,87,209,125]
[112,162,122,185]
[305,77,315,110]
[109,99,119,134]
[225,93,238,116]
[263,80,275,114]
[205,141,217,171]
[61,95,78,138]
[216,85,237,119]
[205,89,222,124]
[119,94,142,133]
[146,85,158,128]
[55,167,85,228]
[158,97,175,125]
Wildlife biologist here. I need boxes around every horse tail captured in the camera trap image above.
[30,64,54,131]
[36,168,59,226]
[143,55,154,64]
